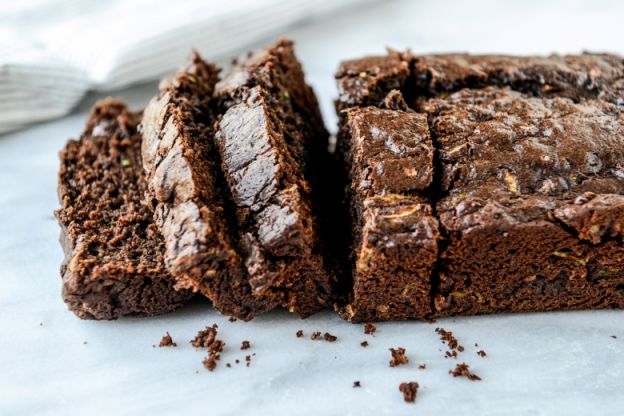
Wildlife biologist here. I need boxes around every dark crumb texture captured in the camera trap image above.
[56,99,192,320]
[336,51,624,322]
[477,350,487,357]
[353,381,361,388]
[364,323,377,334]
[323,332,338,342]
[241,341,251,350]
[203,354,219,372]
[296,330,304,338]
[399,382,419,403]
[450,363,482,381]
[310,331,322,340]
[389,347,409,367]
[191,325,218,348]
[360,341,369,347]
[159,332,177,347]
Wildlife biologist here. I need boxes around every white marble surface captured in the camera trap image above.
[2,1,624,414]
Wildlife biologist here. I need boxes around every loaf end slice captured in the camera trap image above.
[56,99,192,320]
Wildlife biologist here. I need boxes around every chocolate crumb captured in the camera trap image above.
[477,350,487,357]
[389,347,409,367]
[611,335,618,339]
[245,355,251,367]
[364,323,377,335]
[228,316,237,322]
[191,324,218,348]
[418,364,427,369]
[353,381,361,388]
[241,340,251,350]
[296,330,304,338]
[235,359,240,364]
[399,382,419,403]
[226,363,232,368]
[208,339,225,354]
[324,332,337,342]
[445,350,458,359]
[159,332,177,347]
[202,354,219,372]
[311,331,322,340]
[435,327,463,351]
[449,363,481,381]
[360,341,369,347]
[474,343,479,347]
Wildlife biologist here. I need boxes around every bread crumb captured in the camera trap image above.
[364,323,377,335]
[389,347,409,367]
[159,332,176,347]
[399,382,419,403]
[449,363,481,381]
[323,332,337,342]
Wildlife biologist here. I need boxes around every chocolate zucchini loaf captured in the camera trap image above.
[142,39,334,318]
[56,99,192,319]
[336,52,624,321]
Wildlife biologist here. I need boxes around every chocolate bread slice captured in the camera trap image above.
[141,53,274,320]
[338,106,439,322]
[56,99,192,320]
[142,39,333,319]
[335,51,624,321]
[213,38,334,316]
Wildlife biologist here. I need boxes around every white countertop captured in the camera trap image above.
[2,1,624,414]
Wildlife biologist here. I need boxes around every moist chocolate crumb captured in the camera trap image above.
[353,381,361,388]
[477,350,487,357]
[449,363,481,381]
[202,353,219,372]
[245,355,252,367]
[208,340,225,354]
[445,350,458,359]
[399,382,419,403]
[191,324,218,348]
[435,327,463,351]
[360,341,369,347]
[364,323,377,335]
[296,330,304,338]
[324,332,338,342]
[241,340,251,350]
[159,332,177,347]
[389,347,409,367]
[418,364,427,369]
[311,331,322,340]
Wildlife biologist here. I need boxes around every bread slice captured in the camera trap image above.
[56,99,192,319]
[214,38,334,316]
[141,53,274,320]
[142,39,334,319]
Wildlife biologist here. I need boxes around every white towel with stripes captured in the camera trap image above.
[0,0,368,134]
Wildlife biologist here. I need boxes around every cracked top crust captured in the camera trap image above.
[427,87,624,243]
